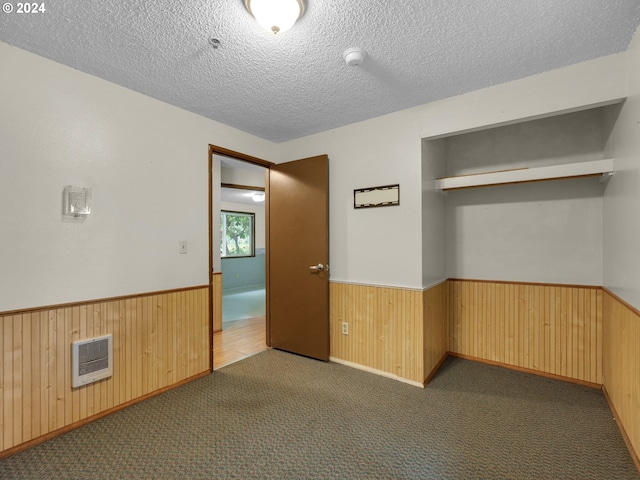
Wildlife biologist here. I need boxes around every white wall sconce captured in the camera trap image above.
[252,192,266,202]
[245,0,306,35]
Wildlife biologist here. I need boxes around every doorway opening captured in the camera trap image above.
[209,146,273,370]
[209,146,330,369]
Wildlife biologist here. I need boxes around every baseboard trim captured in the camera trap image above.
[0,370,210,460]
[447,352,602,389]
[328,350,602,391]
[423,352,449,386]
[603,386,640,474]
[329,357,424,388]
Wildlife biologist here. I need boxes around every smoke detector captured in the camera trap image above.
[343,47,365,67]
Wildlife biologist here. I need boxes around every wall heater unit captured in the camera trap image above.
[72,334,113,388]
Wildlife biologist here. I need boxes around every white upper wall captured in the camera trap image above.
[278,114,425,289]
[1,38,634,307]
[604,27,640,309]
[421,139,446,287]
[279,53,627,289]
[444,179,604,285]
[417,53,626,140]
[0,42,277,311]
[440,109,608,285]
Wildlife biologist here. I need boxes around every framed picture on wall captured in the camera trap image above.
[354,184,400,209]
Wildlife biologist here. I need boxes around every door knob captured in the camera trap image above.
[309,263,324,273]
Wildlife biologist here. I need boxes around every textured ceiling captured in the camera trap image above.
[1,1,639,143]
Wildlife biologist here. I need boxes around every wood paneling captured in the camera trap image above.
[603,290,640,466]
[448,279,602,384]
[0,287,209,455]
[330,282,424,383]
[423,282,448,383]
[212,273,223,332]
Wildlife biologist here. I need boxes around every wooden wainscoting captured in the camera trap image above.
[0,286,210,455]
[423,282,448,383]
[330,282,424,384]
[448,279,602,385]
[603,289,640,468]
[213,272,223,332]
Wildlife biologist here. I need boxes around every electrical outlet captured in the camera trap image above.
[179,240,188,254]
[341,322,348,335]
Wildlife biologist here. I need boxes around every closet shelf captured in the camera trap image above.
[435,158,614,191]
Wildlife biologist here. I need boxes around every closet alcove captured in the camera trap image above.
[421,99,624,386]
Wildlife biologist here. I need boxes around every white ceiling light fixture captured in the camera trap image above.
[245,0,306,35]
[252,192,266,202]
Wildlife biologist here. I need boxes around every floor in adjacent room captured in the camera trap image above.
[214,287,267,370]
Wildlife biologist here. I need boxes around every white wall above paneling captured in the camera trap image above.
[436,107,612,285]
[278,112,425,289]
[445,179,604,285]
[419,54,627,141]
[604,27,640,310]
[0,43,277,311]
[279,53,627,290]
[1,41,633,307]
[442,107,611,176]
[421,139,446,288]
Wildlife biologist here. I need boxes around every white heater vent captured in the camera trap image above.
[72,334,113,388]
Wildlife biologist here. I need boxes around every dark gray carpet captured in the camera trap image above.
[1,350,637,479]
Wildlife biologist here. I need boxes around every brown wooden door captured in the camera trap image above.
[268,155,329,361]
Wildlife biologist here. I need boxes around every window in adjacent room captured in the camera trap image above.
[221,211,255,258]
